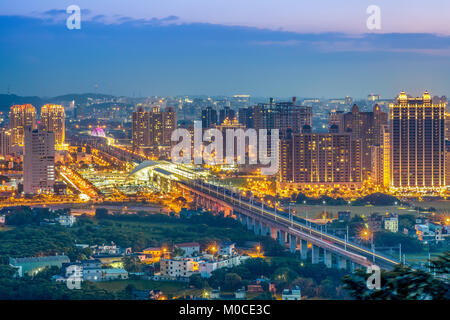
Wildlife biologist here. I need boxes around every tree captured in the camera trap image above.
[292,277,316,298]
[122,256,142,273]
[190,274,209,289]
[273,267,298,285]
[374,231,423,253]
[242,258,271,277]
[342,255,450,300]
[222,273,242,291]
[95,208,109,219]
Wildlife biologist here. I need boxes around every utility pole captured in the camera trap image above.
[346,225,349,244]
[371,233,375,262]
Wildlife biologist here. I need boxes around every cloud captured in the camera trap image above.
[248,32,450,56]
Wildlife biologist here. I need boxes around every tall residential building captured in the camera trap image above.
[149,107,163,146]
[334,104,388,179]
[132,106,150,147]
[201,106,218,128]
[370,125,390,188]
[328,110,345,131]
[9,104,37,146]
[40,104,65,148]
[0,128,12,157]
[253,97,313,139]
[132,106,177,148]
[218,106,236,125]
[161,106,177,146]
[390,91,446,191]
[238,107,254,128]
[23,127,55,194]
[279,131,362,189]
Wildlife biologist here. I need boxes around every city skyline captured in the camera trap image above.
[0,1,448,304]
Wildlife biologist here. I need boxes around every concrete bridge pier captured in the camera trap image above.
[246,216,254,231]
[253,220,261,235]
[311,244,320,264]
[289,234,297,253]
[323,249,332,268]
[349,261,356,272]
[260,222,269,237]
[337,256,347,270]
[239,213,245,225]
[270,227,278,240]
[299,239,308,260]
[277,230,286,246]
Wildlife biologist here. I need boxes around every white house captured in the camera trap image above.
[384,217,398,233]
[282,286,302,300]
[175,242,201,257]
[160,257,199,279]
[57,215,76,227]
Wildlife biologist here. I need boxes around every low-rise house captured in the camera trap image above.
[140,247,164,263]
[234,288,246,299]
[218,242,236,256]
[337,211,351,222]
[94,243,132,256]
[415,223,443,243]
[282,286,302,300]
[199,255,250,278]
[384,214,399,233]
[175,242,201,257]
[102,268,129,281]
[160,257,199,280]
[9,255,70,277]
[92,254,124,266]
[57,215,76,227]
[368,213,383,232]
[247,284,263,293]
[82,259,102,281]
[149,289,165,300]
[54,262,83,286]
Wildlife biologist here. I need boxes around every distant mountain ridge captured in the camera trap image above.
[0,93,116,112]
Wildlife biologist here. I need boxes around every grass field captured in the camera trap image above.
[93,279,203,298]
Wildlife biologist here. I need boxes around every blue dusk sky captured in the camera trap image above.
[1,0,450,98]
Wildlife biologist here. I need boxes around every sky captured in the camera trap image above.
[1,0,450,98]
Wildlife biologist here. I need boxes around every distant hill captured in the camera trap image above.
[0,94,44,112]
[0,93,116,112]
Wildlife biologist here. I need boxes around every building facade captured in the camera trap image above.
[279,132,362,189]
[23,127,55,194]
[132,106,177,148]
[40,104,66,148]
[390,91,446,191]
[9,104,37,146]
